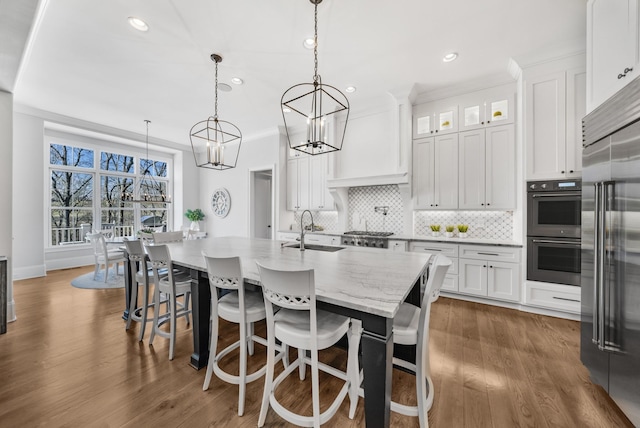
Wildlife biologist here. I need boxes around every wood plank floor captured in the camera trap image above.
[0,266,633,427]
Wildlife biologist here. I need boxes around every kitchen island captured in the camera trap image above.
[137,236,431,428]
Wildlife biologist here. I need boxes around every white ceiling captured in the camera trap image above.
[11,0,587,146]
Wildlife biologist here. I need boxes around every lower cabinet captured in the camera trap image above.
[458,245,521,302]
[524,281,580,313]
[409,241,459,293]
[388,239,408,252]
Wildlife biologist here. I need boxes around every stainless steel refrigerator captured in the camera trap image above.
[582,79,640,427]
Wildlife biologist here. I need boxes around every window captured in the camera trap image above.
[48,135,172,246]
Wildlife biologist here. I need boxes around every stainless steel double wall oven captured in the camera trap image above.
[527,179,582,286]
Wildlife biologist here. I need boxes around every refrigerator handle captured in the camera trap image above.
[598,182,607,351]
[602,182,621,352]
[592,182,601,346]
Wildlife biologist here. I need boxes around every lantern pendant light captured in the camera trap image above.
[281,0,349,156]
[190,54,242,170]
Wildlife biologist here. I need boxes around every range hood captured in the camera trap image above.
[327,172,409,188]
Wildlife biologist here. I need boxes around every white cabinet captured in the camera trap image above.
[587,0,640,112]
[413,102,458,138]
[287,155,334,211]
[309,155,334,210]
[459,86,515,132]
[458,245,521,302]
[388,240,407,252]
[410,241,459,293]
[278,231,300,242]
[287,157,310,211]
[524,281,581,314]
[525,67,586,180]
[413,134,458,209]
[458,124,515,210]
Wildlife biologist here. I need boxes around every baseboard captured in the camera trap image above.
[46,255,94,272]
[13,264,46,280]
[7,299,16,322]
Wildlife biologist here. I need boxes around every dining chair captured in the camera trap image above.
[87,232,125,282]
[146,244,192,360]
[256,262,362,428]
[100,223,116,241]
[387,254,452,427]
[123,238,164,341]
[201,254,271,416]
[152,231,184,244]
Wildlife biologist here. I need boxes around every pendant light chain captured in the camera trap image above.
[313,2,319,82]
[214,58,219,119]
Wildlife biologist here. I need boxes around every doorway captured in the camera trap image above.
[249,167,274,239]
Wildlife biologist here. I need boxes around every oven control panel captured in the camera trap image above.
[528,180,581,192]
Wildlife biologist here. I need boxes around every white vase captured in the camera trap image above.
[445,232,453,238]
[190,221,200,232]
[431,231,439,237]
[459,232,467,238]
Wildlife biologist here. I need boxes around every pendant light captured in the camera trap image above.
[190,54,242,170]
[281,0,350,156]
[121,120,171,203]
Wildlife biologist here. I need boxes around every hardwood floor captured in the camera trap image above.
[0,266,633,427]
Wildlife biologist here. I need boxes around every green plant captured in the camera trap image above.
[429,224,441,232]
[457,224,469,233]
[185,208,205,222]
[137,228,155,235]
[445,225,455,233]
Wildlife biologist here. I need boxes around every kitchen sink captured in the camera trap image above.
[284,243,346,252]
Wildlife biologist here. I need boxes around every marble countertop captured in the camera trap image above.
[166,236,431,318]
[278,230,522,247]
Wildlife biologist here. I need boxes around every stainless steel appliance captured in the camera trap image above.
[342,231,393,248]
[527,179,582,238]
[527,179,581,285]
[581,77,640,426]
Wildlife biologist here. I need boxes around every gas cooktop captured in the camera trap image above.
[343,231,394,237]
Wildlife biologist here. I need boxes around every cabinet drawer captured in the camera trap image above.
[525,282,581,314]
[278,232,299,242]
[410,242,458,257]
[388,240,408,252]
[459,245,520,263]
[440,274,458,293]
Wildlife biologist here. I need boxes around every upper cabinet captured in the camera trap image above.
[287,152,335,212]
[587,0,640,112]
[458,86,515,132]
[525,64,586,180]
[413,102,458,138]
[413,134,459,209]
[459,124,515,210]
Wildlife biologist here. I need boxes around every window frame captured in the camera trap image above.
[46,130,173,248]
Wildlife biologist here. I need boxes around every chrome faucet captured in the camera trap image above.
[300,210,314,251]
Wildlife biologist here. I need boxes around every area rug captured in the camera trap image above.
[71,267,125,289]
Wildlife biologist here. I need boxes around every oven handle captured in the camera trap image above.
[530,239,581,246]
[531,192,581,198]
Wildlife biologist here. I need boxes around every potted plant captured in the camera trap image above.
[185,208,205,232]
[429,224,441,237]
[457,224,469,238]
[137,228,155,241]
[445,225,455,238]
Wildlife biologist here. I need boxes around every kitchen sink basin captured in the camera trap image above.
[284,243,345,252]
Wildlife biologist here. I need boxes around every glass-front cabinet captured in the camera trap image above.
[458,86,515,132]
[413,102,458,137]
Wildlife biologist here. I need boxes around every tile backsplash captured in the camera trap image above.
[292,211,339,232]
[348,185,404,234]
[414,210,513,240]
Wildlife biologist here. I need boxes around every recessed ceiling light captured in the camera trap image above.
[303,38,315,50]
[217,83,232,92]
[230,77,243,85]
[128,17,149,32]
[443,52,458,62]
[282,107,291,113]
[345,86,356,93]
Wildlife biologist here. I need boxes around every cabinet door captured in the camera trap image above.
[413,137,435,208]
[487,261,520,302]
[485,93,514,127]
[435,105,458,135]
[566,67,586,177]
[458,130,486,209]
[459,258,487,296]
[413,104,435,138]
[434,134,458,209]
[460,99,486,132]
[286,158,299,211]
[587,0,639,112]
[310,155,333,210]
[526,71,567,180]
[485,124,515,209]
[298,156,310,210]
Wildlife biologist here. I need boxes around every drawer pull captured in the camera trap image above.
[477,252,499,256]
[422,248,442,252]
[552,296,580,303]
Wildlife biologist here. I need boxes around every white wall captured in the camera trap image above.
[199,130,282,237]
[12,107,200,278]
[1,90,15,322]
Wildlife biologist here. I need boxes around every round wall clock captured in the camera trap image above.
[211,188,231,218]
